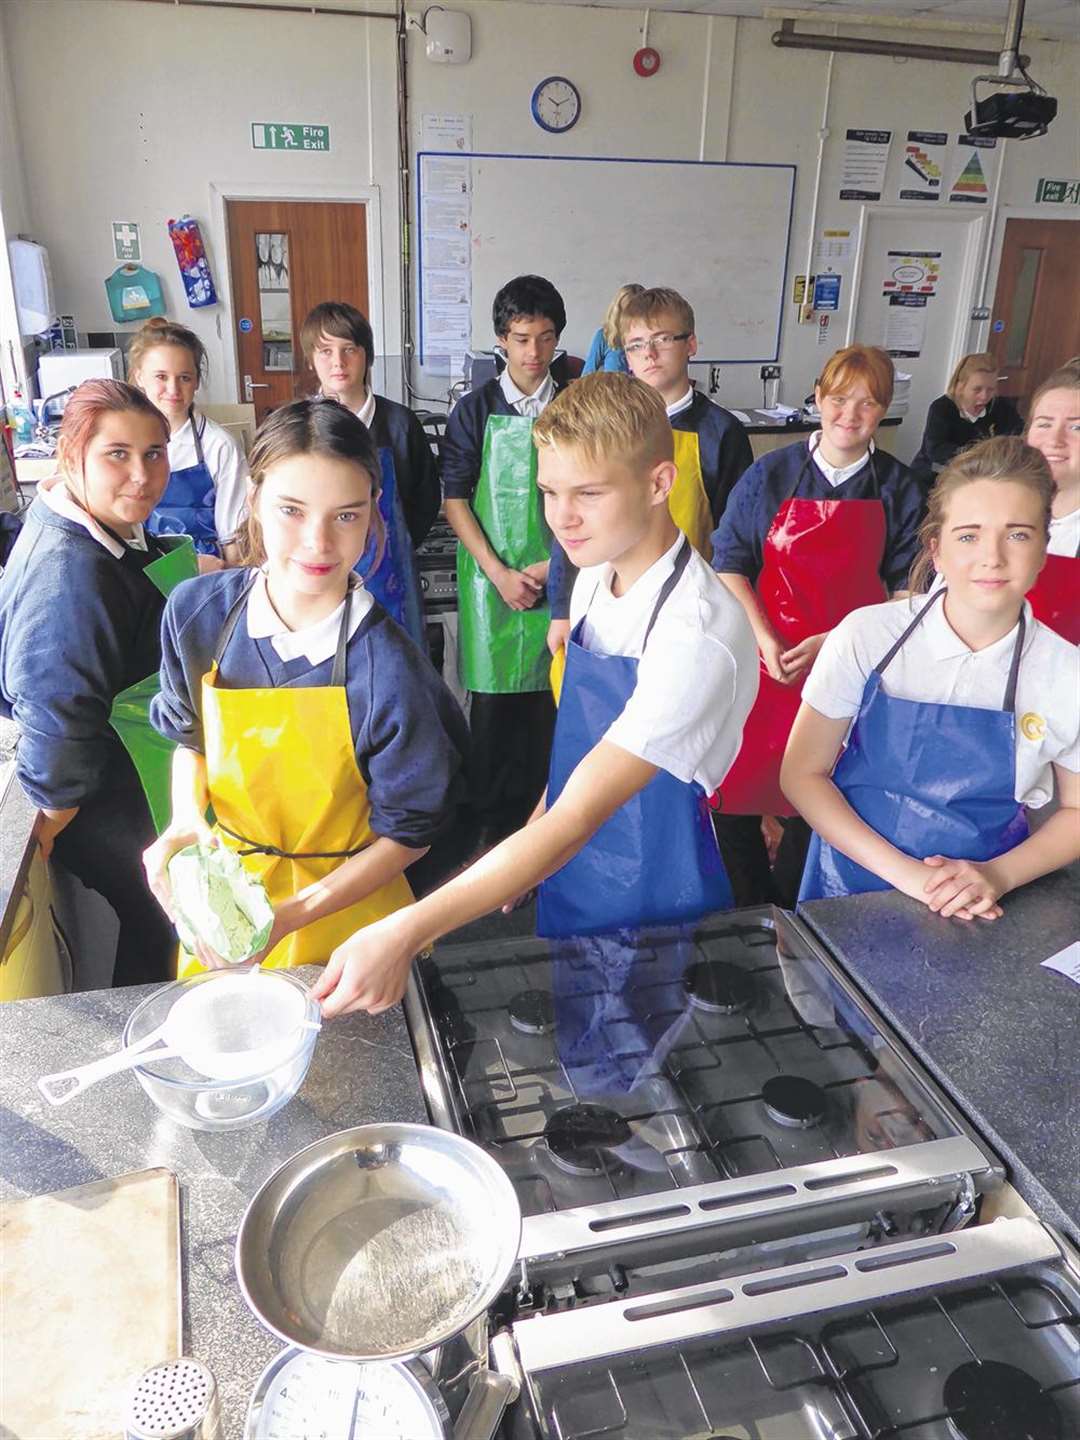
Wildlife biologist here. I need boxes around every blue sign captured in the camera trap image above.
[239,317,254,333]
[813,273,842,312]
[992,319,1005,333]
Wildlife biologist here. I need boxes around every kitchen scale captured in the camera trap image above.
[245,1347,452,1439]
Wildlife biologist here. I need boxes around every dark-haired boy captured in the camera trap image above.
[546,286,752,652]
[441,274,566,842]
[301,300,439,644]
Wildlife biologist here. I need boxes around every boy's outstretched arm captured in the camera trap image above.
[312,742,657,1016]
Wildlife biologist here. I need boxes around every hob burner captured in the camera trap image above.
[683,960,755,1015]
[762,1074,827,1129]
[943,1360,1061,1440]
[509,989,555,1036]
[544,1104,632,1176]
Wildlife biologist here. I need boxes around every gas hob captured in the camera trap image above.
[493,1216,1080,1439]
[406,909,1002,1295]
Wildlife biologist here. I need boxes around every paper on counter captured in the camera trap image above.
[1040,942,1080,986]
[729,409,752,425]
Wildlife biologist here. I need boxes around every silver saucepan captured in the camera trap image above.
[235,1123,522,1439]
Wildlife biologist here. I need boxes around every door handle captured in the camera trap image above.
[243,374,270,402]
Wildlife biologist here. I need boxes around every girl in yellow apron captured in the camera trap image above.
[143,398,470,974]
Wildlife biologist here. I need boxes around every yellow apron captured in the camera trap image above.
[669,429,712,558]
[179,581,412,977]
[551,432,710,707]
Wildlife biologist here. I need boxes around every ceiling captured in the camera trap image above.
[511,0,1080,41]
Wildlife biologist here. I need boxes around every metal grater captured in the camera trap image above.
[124,1358,224,1440]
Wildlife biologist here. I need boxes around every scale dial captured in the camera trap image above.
[246,1348,451,1440]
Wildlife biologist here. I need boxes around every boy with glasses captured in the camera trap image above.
[547,287,752,653]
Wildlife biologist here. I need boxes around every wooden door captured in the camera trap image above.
[988,218,1080,415]
[225,200,369,422]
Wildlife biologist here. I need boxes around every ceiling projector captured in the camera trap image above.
[966,77,1058,139]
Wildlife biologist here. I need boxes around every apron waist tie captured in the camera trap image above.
[216,821,369,861]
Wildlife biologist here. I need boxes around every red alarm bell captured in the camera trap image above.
[633,46,661,77]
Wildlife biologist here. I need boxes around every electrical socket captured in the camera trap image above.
[406,10,423,29]
[709,365,722,394]
[760,365,781,381]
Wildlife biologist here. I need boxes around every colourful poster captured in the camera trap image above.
[949,135,997,204]
[882,250,941,297]
[899,131,947,202]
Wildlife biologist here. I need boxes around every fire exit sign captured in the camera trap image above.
[251,123,330,152]
[1035,178,1080,204]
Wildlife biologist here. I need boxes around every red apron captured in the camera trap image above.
[1027,549,1079,644]
[716,448,888,817]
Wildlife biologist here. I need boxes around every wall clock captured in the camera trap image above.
[530,76,582,134]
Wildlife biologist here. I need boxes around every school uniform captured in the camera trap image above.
[548,387,754,620]
[797,593,1080,901]
[710,435,923,907]
[1029,505,1080,644]
[582,327,630,375]
[537,533,758,937]
[149,409,249,555]
[910,394,1023,496]
[442,369,560,840]
[0,479,190,985]
[152,567,470,972]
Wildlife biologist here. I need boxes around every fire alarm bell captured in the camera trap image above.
[633,46,661,77]
[426,9,471,64]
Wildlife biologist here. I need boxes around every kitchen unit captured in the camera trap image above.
[1,869,1076,1437]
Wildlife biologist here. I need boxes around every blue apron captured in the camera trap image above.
[148,409,218,556]
[537,540,735,938]
[356,446,426,647]
[798,589,1029,903]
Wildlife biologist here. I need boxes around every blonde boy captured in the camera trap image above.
[314,374,758,1015]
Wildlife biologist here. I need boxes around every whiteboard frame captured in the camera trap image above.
[416,151,797,368]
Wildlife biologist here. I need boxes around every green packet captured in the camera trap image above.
[168,843,275,964]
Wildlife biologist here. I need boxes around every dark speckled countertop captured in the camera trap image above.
[0,969,428,1437]
[801,865,1080,1246]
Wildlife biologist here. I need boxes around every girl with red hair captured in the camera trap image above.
[0,380,196,984]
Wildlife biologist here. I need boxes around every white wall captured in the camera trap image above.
[2,0,1077,438]
[0,0,399,401]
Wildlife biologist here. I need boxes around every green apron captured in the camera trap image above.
[457,413,552,694]
[108,535,199,834]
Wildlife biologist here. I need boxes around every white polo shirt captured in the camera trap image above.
[168,412,250,544]
[803,595,1080,808]
[1048,506,1080,558]
[568,535,759,792]
[245,570,372,665]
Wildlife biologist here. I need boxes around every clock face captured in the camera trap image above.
[531,76,581,133]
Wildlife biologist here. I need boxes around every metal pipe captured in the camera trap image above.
[772,20,1028,68]
[999,0,1027,75]
[132,0,395,18]
[698,14,713,163]
[801,41,835,327]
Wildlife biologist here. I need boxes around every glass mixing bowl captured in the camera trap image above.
[121,970,321,1132]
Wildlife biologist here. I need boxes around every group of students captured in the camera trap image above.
[0,272,1076,1018]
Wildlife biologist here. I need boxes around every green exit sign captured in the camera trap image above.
[1035,178,1080,204]
[251,123,330,152]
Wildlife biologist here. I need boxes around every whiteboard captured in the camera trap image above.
[416,151,796,366]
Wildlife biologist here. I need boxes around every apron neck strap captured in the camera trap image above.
[1002,607,1025,714]
[875,589,943,676]
[190,408,206,466]
[213,573,259,666]
[330,589,352,687]
[876,587,1026,713]
[642,538,693,649]
[213,573,354,684]
[789,442,880,505]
